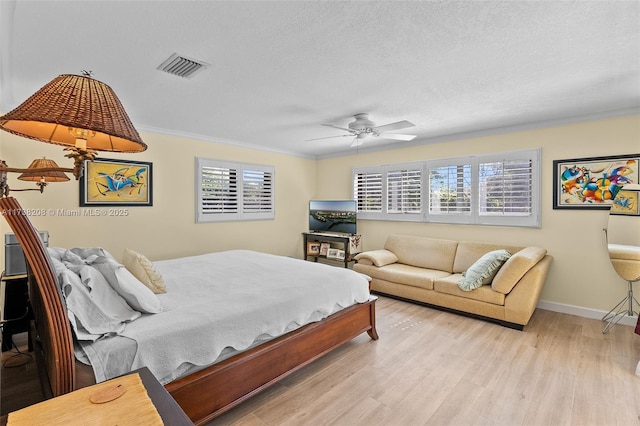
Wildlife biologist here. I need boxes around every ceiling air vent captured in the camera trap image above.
[157,53,209,79]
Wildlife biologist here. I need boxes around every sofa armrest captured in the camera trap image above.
[492,246,547,294]
[504,255,553,325]
[355,250,399,267]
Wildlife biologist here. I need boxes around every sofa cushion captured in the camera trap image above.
[354,249,398,267]
[435,275,506,306]
[492,246,547,294]
[384,234,458,272]
[370,263,451,290]
[452,241,522,273]
[458,249,512,291]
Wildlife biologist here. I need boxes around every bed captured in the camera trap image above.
[0,196,378,425]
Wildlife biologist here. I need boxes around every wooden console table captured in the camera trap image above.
[302,232,361,268]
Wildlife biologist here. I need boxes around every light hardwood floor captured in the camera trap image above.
[2,296,640,425]
[207,296,640,426]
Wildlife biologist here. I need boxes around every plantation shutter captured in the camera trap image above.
[476,149,539,227]
[353,169,383,219]
[479,159,532,216]
[200,165,238,215]
[428,162,472,220]
[357,148,540,227]
[196,158,274,222]
[386,165,422,220]
[242,167,274,219]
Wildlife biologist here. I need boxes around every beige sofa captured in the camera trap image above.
[353,234,553,329]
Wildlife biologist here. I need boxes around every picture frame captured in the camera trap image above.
[326,248,345,260]
[610,190,640,216]
[307,242,321,255]
[552,153,639,210]
[80,158,153,206]
[326,248,340,259]
[319,242,330,256]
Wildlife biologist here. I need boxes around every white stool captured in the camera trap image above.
[602,244,640,334]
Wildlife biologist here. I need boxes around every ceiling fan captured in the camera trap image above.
[307,113,417,147]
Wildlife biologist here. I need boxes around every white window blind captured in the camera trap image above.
[353,163,422,222]
[387,166,422,219]
[428,162,472,219]
[242,168,274,214]
[200,165,239,215]
[475,150,539,227]
[353,169,383,219]
[353,148,540,227]
[196,158,274,222]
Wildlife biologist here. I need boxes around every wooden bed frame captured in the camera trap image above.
[0,196,379,425]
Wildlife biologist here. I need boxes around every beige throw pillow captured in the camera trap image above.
[354,250,399,267]
[122,248,167,294]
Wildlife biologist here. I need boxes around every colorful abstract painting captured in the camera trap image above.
[80,158,153,206]
[553,154,639,209]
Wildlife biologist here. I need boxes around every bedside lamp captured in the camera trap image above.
[0,72,146,195]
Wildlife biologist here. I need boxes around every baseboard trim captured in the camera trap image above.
[537,299,638,327]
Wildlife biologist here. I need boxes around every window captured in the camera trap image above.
[354,162,422,221]
[353,168,383,217]
[478,156,533,221]
[387,168,422,215]
[196,158,274,222]
[353,148,540,227]
[428,159,472,224]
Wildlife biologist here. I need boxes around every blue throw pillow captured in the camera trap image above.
[458,249,512,291]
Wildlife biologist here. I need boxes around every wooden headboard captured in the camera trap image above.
[0,196,75,397]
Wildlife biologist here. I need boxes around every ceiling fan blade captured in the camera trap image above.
[379,133,417,141]
[373,120,415,133]
[305,134,353,142]
[321,124,355,133]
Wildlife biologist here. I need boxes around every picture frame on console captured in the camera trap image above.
[327,248,345,260]
[307,242,321,255]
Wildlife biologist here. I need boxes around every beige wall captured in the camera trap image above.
[1,114,639,315]
[317,114,640,313]
[0,130,316,262]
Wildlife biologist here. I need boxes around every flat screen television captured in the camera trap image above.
[309,200,357,235]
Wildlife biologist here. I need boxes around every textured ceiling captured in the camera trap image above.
[1,1,639,158]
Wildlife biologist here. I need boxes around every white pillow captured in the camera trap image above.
[122,248,166,294]
[89,255,162,314]
[54,246,162,314]
[60,263,141,340]
[112,266,163,314]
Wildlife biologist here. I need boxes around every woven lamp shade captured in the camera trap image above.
[0,74,146,153]
[18,158,70,183]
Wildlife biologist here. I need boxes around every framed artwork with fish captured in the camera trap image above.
[80,158,153,206]
[552,153,639,210]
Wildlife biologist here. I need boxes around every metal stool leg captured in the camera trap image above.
[602,280,640,334]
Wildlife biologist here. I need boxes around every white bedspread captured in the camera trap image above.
[79,250,370,384]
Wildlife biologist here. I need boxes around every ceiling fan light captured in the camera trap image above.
[348,113,375,130]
